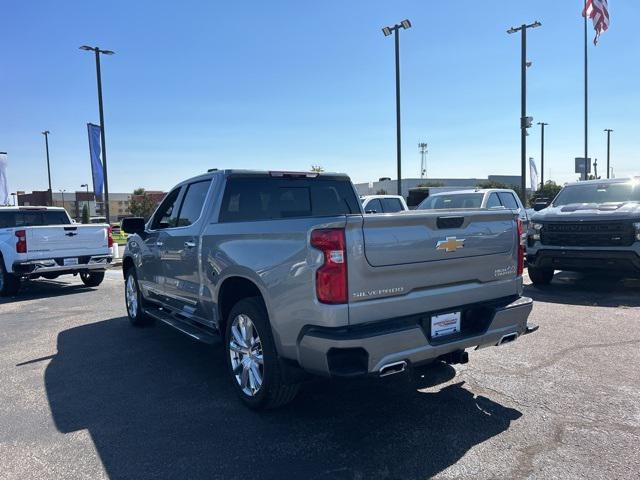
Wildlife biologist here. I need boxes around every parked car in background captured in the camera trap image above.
[0,207,113,296]
[417,188,529,229]
[527,178,640,285]
[360,194,408,213]
[122,170,535,410]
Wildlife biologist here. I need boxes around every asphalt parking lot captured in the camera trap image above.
[1,269,639,480]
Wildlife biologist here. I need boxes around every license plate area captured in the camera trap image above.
[63,257,79,266]
[430,311,461,338]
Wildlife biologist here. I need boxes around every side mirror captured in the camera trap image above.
[121,217,146,235]
[533,201,549,212]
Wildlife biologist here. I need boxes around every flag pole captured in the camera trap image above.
[584,0,588,177]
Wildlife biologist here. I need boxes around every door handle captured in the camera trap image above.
[184,241,196,248]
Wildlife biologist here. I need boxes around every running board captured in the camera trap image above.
[144,308,218,344]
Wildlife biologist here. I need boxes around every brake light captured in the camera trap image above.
[517,219,525,276]
[311,228,347,304]
[107,226,113,248]
[15,230,27,253]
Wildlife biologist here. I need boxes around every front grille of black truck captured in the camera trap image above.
[540,222,635,247]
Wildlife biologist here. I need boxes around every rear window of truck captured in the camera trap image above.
[220,176,360,222]
[0,210,71,228]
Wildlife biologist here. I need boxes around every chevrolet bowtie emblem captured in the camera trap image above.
[436,236,465,252]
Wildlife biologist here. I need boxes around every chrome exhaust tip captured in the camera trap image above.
[498,333,518,346]
[379,360,407,377]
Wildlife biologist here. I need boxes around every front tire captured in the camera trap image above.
[528,266,554,286]
[80,270,105,287]
[125,269,152,326]
[0,257,20,297]
[225,297,299,410]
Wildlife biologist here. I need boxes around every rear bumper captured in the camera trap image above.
[527,249,640,274]
[13,255,112,276]
[296,295,534,377]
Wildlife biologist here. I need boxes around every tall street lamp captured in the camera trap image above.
[537,122,548,187]
[604,129,613,179]
[382,19,412,196]
[507,21,541,201]
[80,45,114,222]
[59,189,66,210]
[42,130,53,205]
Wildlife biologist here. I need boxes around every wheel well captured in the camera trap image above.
[122,257,134,278]
[217,277,264,333]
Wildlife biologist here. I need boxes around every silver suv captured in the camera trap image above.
[122,170,535,409]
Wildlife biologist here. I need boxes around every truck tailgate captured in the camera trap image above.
[26,225,109,256]
[346,210,520,325]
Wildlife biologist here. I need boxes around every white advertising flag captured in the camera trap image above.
[0,153,9,205]
[529,157,539,192]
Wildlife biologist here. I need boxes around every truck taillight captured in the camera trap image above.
[15,230,27,253]
[311,228,347,304]
[107,226,113,248]
[517,219,525,276]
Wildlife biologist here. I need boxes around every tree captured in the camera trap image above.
[476,180,513,189]
[529,180,562,206]
[417,181,445,187]
[81,203,90,224]
[375,189,388,195]
[310,165,324,173]
[129,188,157,220]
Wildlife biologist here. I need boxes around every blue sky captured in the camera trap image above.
[1,0,637,194]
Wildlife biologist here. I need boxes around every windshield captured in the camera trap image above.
[553,182,640,206]
[418,193,483,210]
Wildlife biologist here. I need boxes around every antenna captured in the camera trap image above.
[418,143,428,178]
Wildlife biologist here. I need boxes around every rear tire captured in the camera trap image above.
[225,297,299,410]
[124,269,152,326]
[80,270,105,287]
[528,266,554,286]
[0,257,20,297]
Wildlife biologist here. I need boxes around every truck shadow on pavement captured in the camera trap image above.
[0,279,97,304]
[45,317,522,480]
[524,271,640,308]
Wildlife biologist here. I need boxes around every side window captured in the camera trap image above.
[381,198,403,213]
[486,193,502,208]
[220,179,272,222]
[175,180,211,227]
[365,198,383,213]
[150,188,181,230]
[498,192,519,209]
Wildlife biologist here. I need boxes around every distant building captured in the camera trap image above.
[354,175,523,197]
[17,190,166,223]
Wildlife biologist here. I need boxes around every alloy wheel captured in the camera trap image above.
[126,274,138,318]
[229,314,264,396]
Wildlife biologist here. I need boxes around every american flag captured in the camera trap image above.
[582,0,610,45]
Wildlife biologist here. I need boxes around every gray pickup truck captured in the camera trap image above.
[527,178,640,285]
[122,170,535,409]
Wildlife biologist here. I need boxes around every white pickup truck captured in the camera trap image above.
[0,207,113,296]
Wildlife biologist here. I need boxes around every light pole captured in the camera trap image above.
[11,193,16,206]
[80,183,91,217]
[604,129,613,179]
[41,130,53,205]
[80,45,114,222]
[537,122,548,187]
[507,21,541,201]
[382,19,412,197]
[59,189,66,210]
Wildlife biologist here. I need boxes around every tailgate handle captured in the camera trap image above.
[437,216,465,229]
[63,226,78,231]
